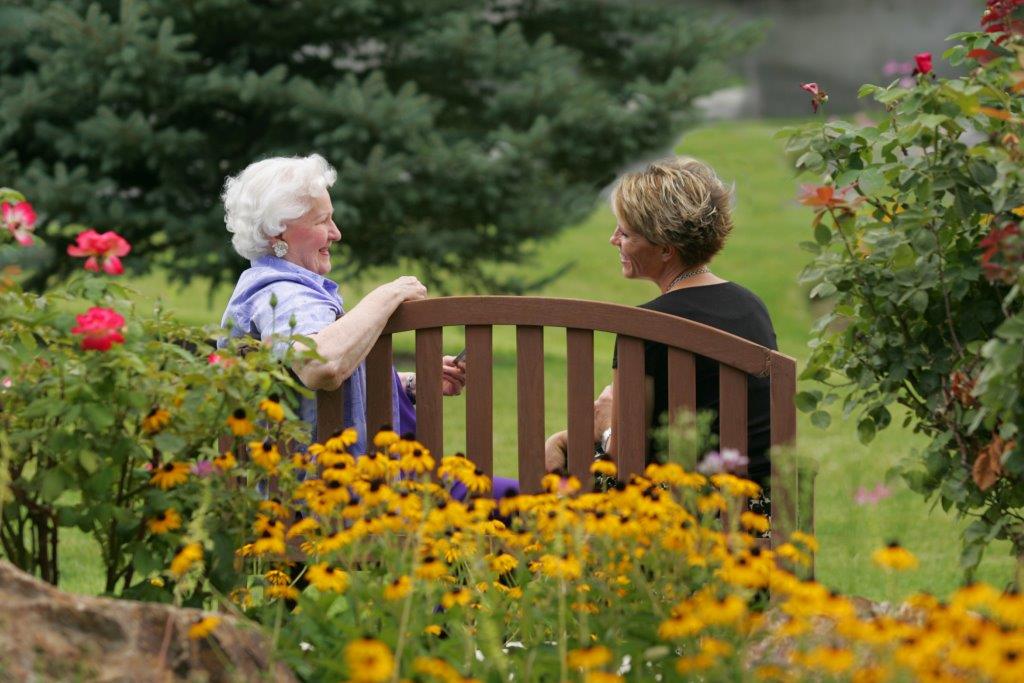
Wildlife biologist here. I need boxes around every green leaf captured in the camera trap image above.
[857,418,876,444]
[152,432,186,454]
[81,403,115,430]
[892,244,916,269]
[814,222,831,245]
[909,290,929,314]
[810,410,831,429]
[968,158,997,186]
[39,468,66,502]
[857,168,886,196]
[78,450,99,474]
[795,391,819,413]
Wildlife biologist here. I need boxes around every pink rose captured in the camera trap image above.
[71,307,126,351]
[2,201,37,246]
[800,82,828,113]
[67,229,131,275]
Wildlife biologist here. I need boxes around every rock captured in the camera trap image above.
[0,561,296,682]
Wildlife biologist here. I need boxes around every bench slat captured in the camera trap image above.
[614,336,646,477]
[316,386,344,444]
[516,325,545,490]
[415,328,443,458]
[667,348,697,468]
[466,325,493,477]
[719,365,748,468]
[769,351,799,549]
[365,333,393,440]
[566,328,594,483]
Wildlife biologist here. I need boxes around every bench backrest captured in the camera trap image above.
[315,296,806,545]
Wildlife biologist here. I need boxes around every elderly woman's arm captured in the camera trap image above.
[294,276,426,391]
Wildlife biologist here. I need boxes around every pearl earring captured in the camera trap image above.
[273,241,288,258]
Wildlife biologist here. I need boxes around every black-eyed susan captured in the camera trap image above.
[307,563,350,593]
[455,467,491,496]
[248,438,281,473]
[399,447,435,475]
[584,673,623,683]
[740,511,770,534]
[325,427,358,451]
[187,615,221,639]
[488,553,518,574]
[265,568,290,586]
[372,425,400,451]
[413,657,460,680]
[872,541,918,571]
[440,587,472,609]
[169,542,203,577]
[286,518,319,539]
[253,529,286,557]
[266,584,299,601]
[258,394,285,422]
[213,451,236,472]
[150,461,190,490]
[226,408,254,436]
[383,575,412,601]
[146,508,182,534]
[567,645,612,670]
[537,553,582,580]
[343,637,394,683]
[142,407,171,434]
[229,587,252,608]
[591,456,617,478]
[259,498,288,520]
[415,555,448,581]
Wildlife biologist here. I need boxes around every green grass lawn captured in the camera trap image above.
[56,120,1018,600]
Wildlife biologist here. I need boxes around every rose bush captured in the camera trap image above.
[784,1,1024,576]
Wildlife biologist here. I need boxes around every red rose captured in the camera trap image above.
[2,200,37,246]
[67,229,131,275]
[914,52,933,75]
[71,307,126,351]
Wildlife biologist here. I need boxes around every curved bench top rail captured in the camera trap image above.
[383,297,792,377]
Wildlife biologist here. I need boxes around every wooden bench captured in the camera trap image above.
[315,296,813,551]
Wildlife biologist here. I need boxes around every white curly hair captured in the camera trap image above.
[222,154,338,261]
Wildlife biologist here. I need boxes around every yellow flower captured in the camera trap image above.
[710,473,761,498]
[259,498,289,519]
[287,518,319,539]
[423,624,443,636]
[740,511,770,534]
[307,563,350,593]
[537,554,582,580]
[265,569,290,585]
[142,407,171,434]
[413,657,461,680]
[584,674,623,683]
[441,587,472,609]
[796,645,855,675]
[253,531,286,557]
[1012,205,1024,217]
[372,426,400,450]
[146,508,182,534]
[675,653,714,674]
[248,438,281,473]
[567,646,612,670]
[325,427,359,451]
[415,556,449,581]
[541,473,582,495]
[187,615,221,639]
[170,543,203,577]
[399,447,435,475]
[150,461,190,490]
[356,451,390,480]
[149,576,165,588]
[872,541,918,571]
[658,614,705,639]
[590,457,617,478]
[226,408,254,436]
[229,587,252,608]
[384,575,412,601]
[266,584,299,601]
[213,451,236,472]
[344,637,394,683]
[258,395,285,422]
[488,553,518,574]
[789,530,819,553]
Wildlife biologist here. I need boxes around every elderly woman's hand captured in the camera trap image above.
[386,275,427,303]
[441,355,466,396]
[593,384,613,442]
[544,430,569,473]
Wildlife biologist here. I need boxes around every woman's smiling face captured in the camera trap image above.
[610,217,662,281]
[278,193,340,275]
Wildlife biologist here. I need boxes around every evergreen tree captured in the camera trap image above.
[0,0,758,291]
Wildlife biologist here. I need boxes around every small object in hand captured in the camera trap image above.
[453,348,467,364]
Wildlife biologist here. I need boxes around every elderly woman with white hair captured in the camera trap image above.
[219,154,465,456]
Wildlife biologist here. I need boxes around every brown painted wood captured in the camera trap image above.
[768,351,799,551]
[384,297,770,375]
[516,326,545,491]
[415,328,443,458]
[316,386,345,444]
[566,328,595,483]
[465,325,493,477]
[365,334,393,440]
[718,365,748,466]
[667,348,697,468]
[614,336,646,479]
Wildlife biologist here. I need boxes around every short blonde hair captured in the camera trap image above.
[611,157,733,267]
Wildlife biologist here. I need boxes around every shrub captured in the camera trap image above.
[784,4,1024,575]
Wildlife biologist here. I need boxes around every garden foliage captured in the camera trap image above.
[0,0,758,292]
[785,7,1024,575]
